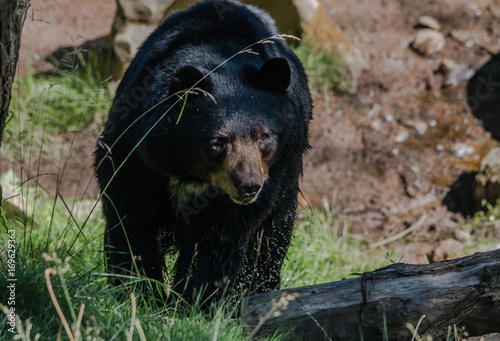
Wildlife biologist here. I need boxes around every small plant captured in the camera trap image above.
[458,199,500,254]
[293,43,350,95]
[3,51,112,164]
[470,199,500,225]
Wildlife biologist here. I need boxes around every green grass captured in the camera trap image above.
[0,162,390,340]
[3,57,112,163]
[282,203,391,288]
[293,43,350,95]
[461,199,500,254]
[3,183,494,340]
[0,171,251,340]
[0,178,384,340]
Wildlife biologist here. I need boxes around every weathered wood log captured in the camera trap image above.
[243,249,500,340]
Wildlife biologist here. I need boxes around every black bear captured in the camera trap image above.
[94,0,311,302]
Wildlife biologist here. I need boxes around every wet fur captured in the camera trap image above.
[94,0,311,303]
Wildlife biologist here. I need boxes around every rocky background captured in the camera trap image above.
[12,0,500,264]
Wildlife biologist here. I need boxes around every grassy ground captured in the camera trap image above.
[1,47,499,340]
[0,170,393,340]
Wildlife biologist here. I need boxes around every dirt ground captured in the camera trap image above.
[9,0,500,264]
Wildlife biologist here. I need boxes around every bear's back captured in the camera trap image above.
[115,0,304,102]
[103,0,310,154]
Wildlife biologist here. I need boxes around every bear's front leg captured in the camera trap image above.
[234,180,299,294]
[104,212,165,288]
[172,233,248,304]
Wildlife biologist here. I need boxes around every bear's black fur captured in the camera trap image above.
[95,0,311,302]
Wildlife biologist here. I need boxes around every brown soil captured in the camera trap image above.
[302,0,500,252]
[7,0,500,264]
[17,0,116,74]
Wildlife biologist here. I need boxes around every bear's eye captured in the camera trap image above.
[259,133,271,143]
[209,137,228,154]
[258,133,274,154]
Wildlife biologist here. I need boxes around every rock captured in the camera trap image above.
[450,142,475,159]
[294,0,320,23]
[113,23,156,67]
[450,30,477,48]
[417,15,441,31]
[371,119,383,131]
[410,29,446,56]
[437,58,475,86]
[454,229,471,242]
[406,120,428,135]
[482,220,500,239]
[432,239,464,262]
[395,130,409,143]
[117,0,173,24]
[474,146,500,206]
[109,0,368,90]
[110,0,173,77]
[291,0,368,94]
[168,0,306,37]
[465,3,483,17]
[1,173,37,227]
[367,104,381,117]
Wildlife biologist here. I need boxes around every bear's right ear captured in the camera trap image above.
[255,58,291,92]
[169,65,209,95]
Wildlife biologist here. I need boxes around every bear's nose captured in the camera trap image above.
[238,183,262,198]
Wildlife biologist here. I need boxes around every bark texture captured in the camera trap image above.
[243,249,500,340]
[0,0,30,148]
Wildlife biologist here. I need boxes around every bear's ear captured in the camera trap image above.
[169,65,209,95]
[255,58,291,92]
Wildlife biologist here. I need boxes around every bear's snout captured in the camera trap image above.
[227,137,268,205]
[238,181,262,198]
[208,136,270,205]
[236,173,263,200]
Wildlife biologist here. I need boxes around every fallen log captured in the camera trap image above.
[243,249,500,340]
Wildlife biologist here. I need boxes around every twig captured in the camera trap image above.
[127,293,137,341]
[408,314,427,341]
[75,304,85,341]
[134,319,147,341]
[45,268,75,341]
[370,213,427,249]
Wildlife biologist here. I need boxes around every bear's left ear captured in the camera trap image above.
[255,58,291,92]
[169,65,209,95]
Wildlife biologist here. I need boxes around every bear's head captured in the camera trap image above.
[140,58,294,205]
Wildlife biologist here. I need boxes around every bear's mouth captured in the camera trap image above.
[210,175,262,206]
[231,192,260,205]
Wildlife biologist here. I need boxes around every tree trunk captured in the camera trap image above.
[0,0,30,149]
[243,249,500,340]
